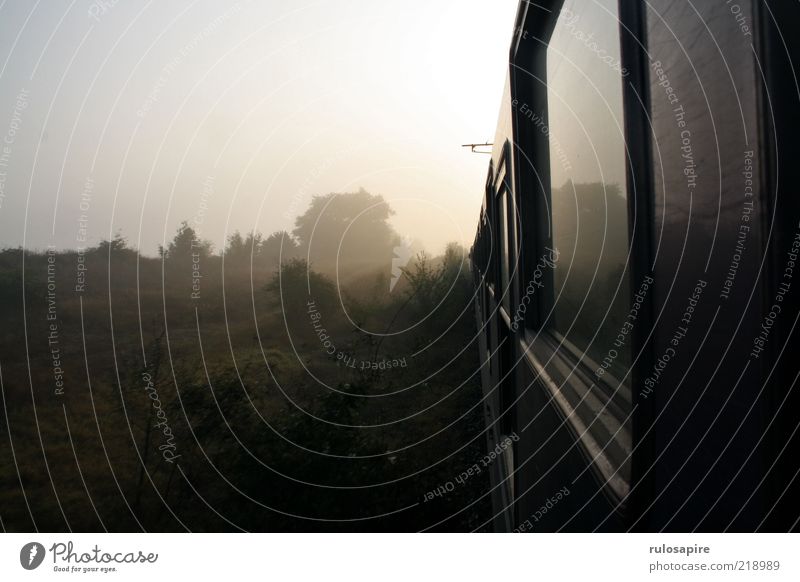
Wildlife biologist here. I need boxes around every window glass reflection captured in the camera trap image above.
[546,0,631,384]
[499,189,511,314]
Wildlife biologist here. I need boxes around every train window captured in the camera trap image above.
[544,0,631,386]
[499,188,512,314]
[496,145,515,317]
[485,166,496,291]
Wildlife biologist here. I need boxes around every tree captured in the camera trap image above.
[95,232,131,255]
[260,230,298,271]
[402,251,441,311]
[292,189,399,276]
[265,258,337,317]
[164,221,212,260]
[441,242,468,283]
[224,230,263,269]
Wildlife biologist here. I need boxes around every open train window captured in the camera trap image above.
[515,0,634,501]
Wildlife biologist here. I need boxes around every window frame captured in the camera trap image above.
[509,0,652,506]
[484,162,497,294]
[494,142,517,322]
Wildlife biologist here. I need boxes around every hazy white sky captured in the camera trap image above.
[0,0,519,255]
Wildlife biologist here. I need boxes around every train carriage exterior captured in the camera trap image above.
[471,0,800,532]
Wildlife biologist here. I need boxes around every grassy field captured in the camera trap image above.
[0,213,491,531]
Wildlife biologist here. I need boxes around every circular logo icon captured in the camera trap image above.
[20,542,45,570]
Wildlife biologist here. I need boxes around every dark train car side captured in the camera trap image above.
[471,0,800,532]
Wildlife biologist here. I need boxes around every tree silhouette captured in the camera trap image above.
[260,230,298,270]
[224,230,263,269]
[265,258,337,316]
[292,189,399,276]
[163,221,212,260]
[95,232,132,256]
